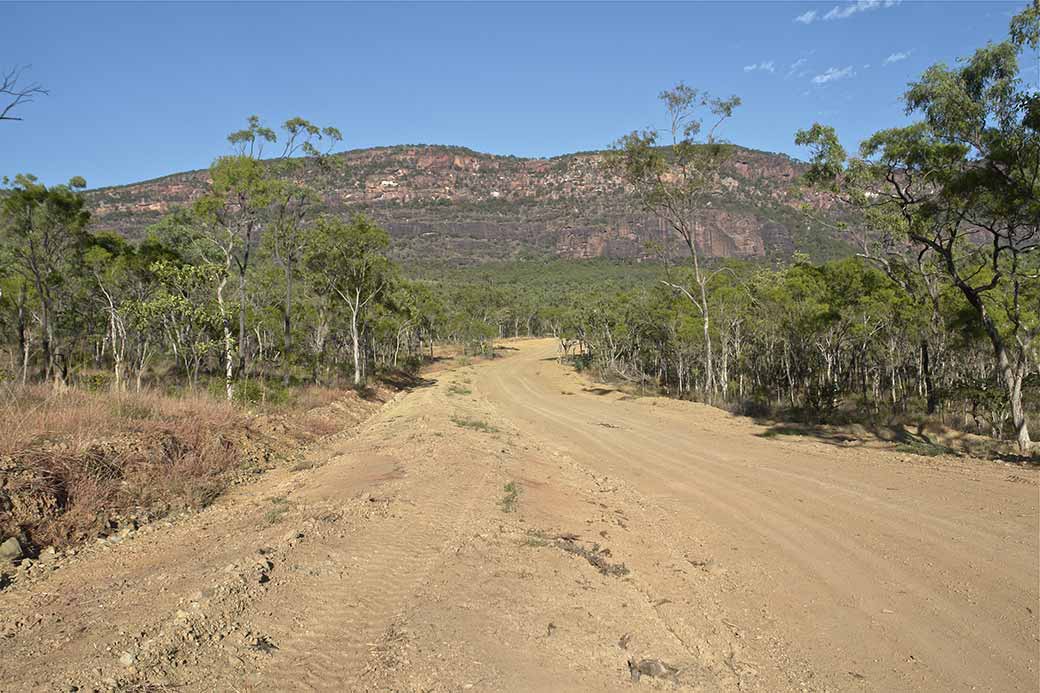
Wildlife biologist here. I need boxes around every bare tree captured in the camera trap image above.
[1,66,47,122]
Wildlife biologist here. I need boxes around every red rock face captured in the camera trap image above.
[85,145,853,263]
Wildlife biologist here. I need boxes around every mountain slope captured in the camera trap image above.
[86,144,856,264]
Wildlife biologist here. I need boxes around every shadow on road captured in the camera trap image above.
[582,387,619,396]
[378,370,438,393]
[756,419,1040,466]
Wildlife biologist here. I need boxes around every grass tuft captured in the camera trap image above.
[264,496,292,524]
[447,384,472,397]
[451,415,498,433]
[500,481,521,513]
[894,439,952,457]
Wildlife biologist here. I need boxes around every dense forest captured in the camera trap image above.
[0,6,1036,451]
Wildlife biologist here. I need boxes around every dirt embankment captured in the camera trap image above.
[0,384,388,578]
[0,340,1036,692]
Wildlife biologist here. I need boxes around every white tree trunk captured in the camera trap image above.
[217,274,234,401]
[351,295,362,387]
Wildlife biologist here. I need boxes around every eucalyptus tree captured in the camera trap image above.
[194,155,269,398]
[607,83,741,397]
[264,118,343,384]
[795,6,1039,450]
[137,259,223,390]
[84,233,136,390]
[305,215,391,386]
[0,174,90,383]
[194,115,342,394]
[381,280,440,366]
[83,233,179,390]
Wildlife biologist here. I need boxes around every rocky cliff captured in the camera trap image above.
[86,144,856,264]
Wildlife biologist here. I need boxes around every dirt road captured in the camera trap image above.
[1,339,1037,692]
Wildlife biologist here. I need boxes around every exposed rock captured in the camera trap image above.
[628,657,680,682]
[0,536,23,564]
[85,144,857,264]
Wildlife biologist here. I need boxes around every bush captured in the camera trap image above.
[736,398,773,419]
[77,371,113,392]
[570,353,593,372]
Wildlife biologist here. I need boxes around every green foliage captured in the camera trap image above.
[451,416,498,433]
[500,481,521,513]
[793,6,1039,449]
[1,34,1034,456]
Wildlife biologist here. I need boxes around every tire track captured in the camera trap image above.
[479,341,1039,692]
[258,410,500,690]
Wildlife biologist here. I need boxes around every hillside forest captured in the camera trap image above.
[1,6,1037,454]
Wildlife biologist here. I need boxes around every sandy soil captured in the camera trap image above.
[1,338,1036,692]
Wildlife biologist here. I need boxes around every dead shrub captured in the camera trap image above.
[0,385,252,549]
[0,381,379,551]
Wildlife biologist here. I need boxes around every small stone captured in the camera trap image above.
[628,658,679,682]
[118,651,135,667]
[0,537,23,564]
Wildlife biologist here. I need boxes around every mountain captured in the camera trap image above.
[85,144,857,265]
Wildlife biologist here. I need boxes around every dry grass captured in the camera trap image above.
[270,385,350,414]
[0,382,378,551]
[0,384,255,549]
[268,385,386,442]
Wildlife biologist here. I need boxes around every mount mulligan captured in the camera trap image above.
[86,144,856,265]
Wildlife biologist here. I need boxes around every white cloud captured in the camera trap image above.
[883,50,911,65]
[786,58,808,78]
[744,60,776,73]
[796,0,900,22]
[812,66,855,84]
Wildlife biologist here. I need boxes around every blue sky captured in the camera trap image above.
[1,1,1031,188]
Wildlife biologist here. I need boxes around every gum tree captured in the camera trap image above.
[796,6,1039,450]
[0,175,90,383]
[607,83,741,397]
[195,115,341,395]
[265,118,343,385]
[305,214,391,386]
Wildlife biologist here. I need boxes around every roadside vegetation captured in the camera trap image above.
[0,381,373,550]
[0,7,1034,559]
[596,7,1038,452]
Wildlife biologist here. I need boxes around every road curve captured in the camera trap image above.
[478,339,1039,692]
[1,338,1036,692]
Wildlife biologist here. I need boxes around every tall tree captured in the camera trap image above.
[198,115,343,391]
[194,154,271,398]
[607,83,741,397]
[305,215,391,386]
[0,174,89,383]
[265,118,343,385]
[795,6,1039,450]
